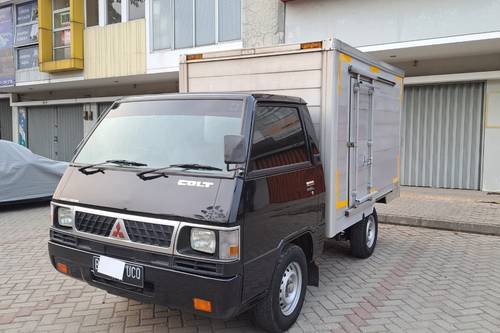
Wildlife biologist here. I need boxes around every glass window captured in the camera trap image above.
[218,0,241,42]
[86,0,99,27]
[75,99,244,172]
[152,0,171,50]
[195,0,215,46]
[53,0,69,10]
[17,45,38,70]
[52,0,70,60]
[15,1,38,46]
[129,0,145,20]
[174,0,193,49]
[249,106,309,171]
[107,0,122,24]
[151,0,241,51]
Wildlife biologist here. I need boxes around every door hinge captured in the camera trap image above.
[347,141,355,148]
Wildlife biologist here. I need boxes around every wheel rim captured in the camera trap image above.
[366,215,376,248]
[279,261,302,316]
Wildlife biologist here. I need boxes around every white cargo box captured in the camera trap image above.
[179,39,404,238]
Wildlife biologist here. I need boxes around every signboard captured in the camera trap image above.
[15,23,37,45]
[17,45,38,69]
[18,108,27,147]
[16,1,37,25]
[0,6,14,86]
[15,1,37,46]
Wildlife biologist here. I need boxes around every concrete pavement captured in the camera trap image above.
[1,204,500,332]
[377,186,500,236]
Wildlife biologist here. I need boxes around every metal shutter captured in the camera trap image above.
[401,83,484,190]
[97,102,113,118]
[27,106,56,159]
[56,105,84,161]
[0,99,12,141]
[27,104,83,161]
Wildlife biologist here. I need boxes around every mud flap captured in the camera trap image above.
[307,261,319,286]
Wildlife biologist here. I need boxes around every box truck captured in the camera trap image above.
[48,39,403,332]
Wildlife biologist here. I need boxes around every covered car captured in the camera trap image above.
[0,140,68,204]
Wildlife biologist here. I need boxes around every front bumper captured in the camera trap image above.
[48,241,243,319]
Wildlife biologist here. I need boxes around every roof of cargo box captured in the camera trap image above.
[119,93,306,104]
[180,38,405,77]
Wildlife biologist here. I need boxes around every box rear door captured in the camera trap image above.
[348,77,375,207]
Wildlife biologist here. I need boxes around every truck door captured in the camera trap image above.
[242,103,319,301]
[348,76,375,208]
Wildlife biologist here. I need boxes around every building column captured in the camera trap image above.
[482,80,500,192]
[11,106,19,144]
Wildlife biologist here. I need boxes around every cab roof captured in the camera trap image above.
[118,93,306,105]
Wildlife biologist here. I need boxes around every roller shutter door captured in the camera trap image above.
[401,82,484,190]
[27,105,83,161]
[27,106,55,159]
[97,102,113,118]
[0,99,12,141]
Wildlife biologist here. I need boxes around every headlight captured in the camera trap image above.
[57,207,73,228]
[219,229,239,260]
[190,228,216,254]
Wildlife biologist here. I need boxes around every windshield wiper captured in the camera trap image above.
[169,163,223,171]
[78,159,147,175]
[136,163,222,181]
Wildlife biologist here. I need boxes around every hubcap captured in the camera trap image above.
[279,262,302,316]
[366,215,376,248]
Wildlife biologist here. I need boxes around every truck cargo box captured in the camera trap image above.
[179,39,404,238]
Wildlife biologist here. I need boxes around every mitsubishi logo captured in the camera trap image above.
[109,218,130,241]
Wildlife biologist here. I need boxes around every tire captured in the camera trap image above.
[253,245,308,333]
[350,209,378,259]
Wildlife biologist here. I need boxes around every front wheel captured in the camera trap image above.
[253,245,307,333]
[350,209,378,259]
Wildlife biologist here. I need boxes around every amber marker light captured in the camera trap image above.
[56,262,68,274]
[300,41,323,50]
[187,53,203,61]
[193,298,212,313]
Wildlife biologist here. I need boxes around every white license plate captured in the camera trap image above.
[93,256,144,287]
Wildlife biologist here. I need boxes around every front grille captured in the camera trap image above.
[125,220,174,247]
[174,258,218,274]
[51,229,77,246]
[74,211,115,236]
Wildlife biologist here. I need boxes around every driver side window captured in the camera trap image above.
[249,105,309,172]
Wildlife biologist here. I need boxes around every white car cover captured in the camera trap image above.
[0,140,68,203]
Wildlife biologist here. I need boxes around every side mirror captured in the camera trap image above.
[224,135,246,165]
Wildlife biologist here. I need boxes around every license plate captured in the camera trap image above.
[92,256,144,288]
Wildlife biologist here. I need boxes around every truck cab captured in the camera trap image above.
[49,93,326,332]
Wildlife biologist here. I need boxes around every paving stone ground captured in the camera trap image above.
[377,187,500,235]
[1,203,500,333]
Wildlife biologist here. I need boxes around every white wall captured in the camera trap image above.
[482,80,500,192]
[285,0,500,47]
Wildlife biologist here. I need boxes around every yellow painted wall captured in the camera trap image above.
[84,19,146,79]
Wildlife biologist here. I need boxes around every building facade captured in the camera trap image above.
[1,0,498,192]
[0,0,283,160]
[283,0,500,192]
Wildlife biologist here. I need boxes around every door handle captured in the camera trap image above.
[306,180,315,195]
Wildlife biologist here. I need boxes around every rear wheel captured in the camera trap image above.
[253,245,307,333]
[350,209,378,259]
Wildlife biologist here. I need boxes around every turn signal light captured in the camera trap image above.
[56,262,68,274]
[193,298,212,313]
[229,245,239,257]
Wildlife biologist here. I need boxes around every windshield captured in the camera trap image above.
[74,99,244,173]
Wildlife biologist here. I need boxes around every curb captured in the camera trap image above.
[378,214,500,237]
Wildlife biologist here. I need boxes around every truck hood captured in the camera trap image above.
[53,167,237,223]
